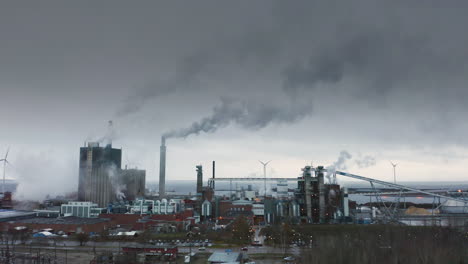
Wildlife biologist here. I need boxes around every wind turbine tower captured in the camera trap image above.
[0,148,10,194]
[390,161,398,184]
[259,160,271,197]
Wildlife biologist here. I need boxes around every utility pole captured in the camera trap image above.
[259,160,271,197]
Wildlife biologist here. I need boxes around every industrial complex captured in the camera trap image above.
[0,136,466,263]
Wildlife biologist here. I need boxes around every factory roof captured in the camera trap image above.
[12,216,109,225]
[231,200,253,205]
[208,252,241,263]
[0,210,36,222]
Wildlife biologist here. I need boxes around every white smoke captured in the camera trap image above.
[107,164,126,201]
[326,151,352,184]
[325,151,377,183]
[11,151,77,201]
[355,155,377,168]
[86,120,118,146]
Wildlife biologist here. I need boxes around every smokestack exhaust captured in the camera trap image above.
[159,136,166,197]
[106,120,113,148]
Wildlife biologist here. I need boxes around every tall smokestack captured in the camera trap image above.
[317,166,326,223]
[159,136,166,197]
[212,161,215,189]
[196,165,203,194]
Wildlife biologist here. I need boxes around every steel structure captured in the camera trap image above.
[335,171,467,203]
[335,171,468,221]
[207,171,467,221]
[209,177,300,182]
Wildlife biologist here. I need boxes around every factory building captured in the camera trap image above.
[193,164,216,221]
[78,142,122,207]
[78,142,146,207]
[295,166,343,223]
[201,200,212,217]
[118,168,146,200]
[0,210,36,224]
[129,199,183,215]
[2,217,110,234]
[61,201,105,218]
[276,180,288,199]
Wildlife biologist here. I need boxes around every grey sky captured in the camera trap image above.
[1,1,468,200]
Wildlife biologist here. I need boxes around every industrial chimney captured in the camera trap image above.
[159,136,166,197]
[212,161,215,189]
[196,165,203,194]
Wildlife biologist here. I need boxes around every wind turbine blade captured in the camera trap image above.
[4,147,9,160]
[266,160,272,165]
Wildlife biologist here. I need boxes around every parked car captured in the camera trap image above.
[251,241,262,247]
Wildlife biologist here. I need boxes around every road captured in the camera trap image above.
[0,241,300,255]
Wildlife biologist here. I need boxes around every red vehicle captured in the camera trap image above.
[241,247,248,251]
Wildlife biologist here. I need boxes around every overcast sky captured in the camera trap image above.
[1,1,468,200]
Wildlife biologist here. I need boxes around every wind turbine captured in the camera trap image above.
[0,148,11,194]
[390,161,398,184]
[259,160,271,197]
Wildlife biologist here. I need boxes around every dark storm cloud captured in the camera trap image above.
[1,0,468,198]
[112,1,468,146]
[282,31,401,95]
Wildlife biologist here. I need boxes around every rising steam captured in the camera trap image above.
[355,155,377,168]
[326,151,353,184]
[107,164,127,201]
[326,151,377,183]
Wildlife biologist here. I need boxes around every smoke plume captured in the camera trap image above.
[12,152,77,201]
[86,121,118,147]
[116,50,213,117]
[326,151,353,184]
[355,155,377,168]
[107,164,126,201]
[163,97,311,139]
